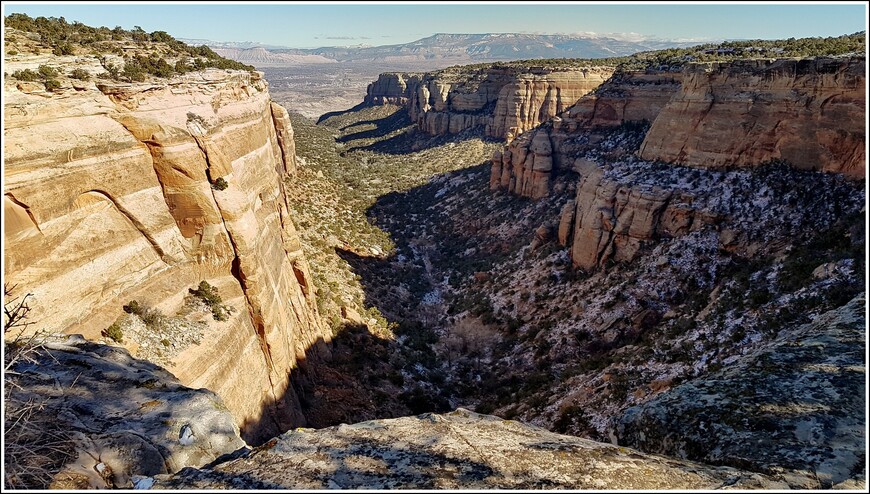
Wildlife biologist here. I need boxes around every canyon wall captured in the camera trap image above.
[490,56,865,269]
[365,65,614,140]
[364,72,422,106]
[490,70,681,198]
[4,66,329,444]
[639,57,866,179]
[559,167,717,271]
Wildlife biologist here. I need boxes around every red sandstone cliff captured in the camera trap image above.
[638,57,865,179]
[4,65,329,444]
[490,56,865,269]
[365,65,615,140]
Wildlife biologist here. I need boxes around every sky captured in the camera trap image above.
[2,1,867,49]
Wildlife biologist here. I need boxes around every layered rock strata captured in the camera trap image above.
[614,294,867,489]
[365,66,614,140]
[559,166,716,270]
[364,72,422,106]
[490,57,865,269]
[490,70,681,198]
[157,409,788,490]
[3,66,329,444]
[492,57,865,201]
[639,57,866,179]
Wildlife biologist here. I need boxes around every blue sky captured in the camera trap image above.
[3,2,867,48]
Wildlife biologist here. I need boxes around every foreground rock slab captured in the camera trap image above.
[158,408,788,489]
[5,335,246,489]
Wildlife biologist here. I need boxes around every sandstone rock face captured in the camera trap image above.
[269,101,297,177]
[639,57,866,179]
[368,66,613,140]
[489,70,681,198]
[561,70,681,129]
[6,335,246,489]
[157,409,787,490]
[3,66,330,444]
[489,69,615,140]
[364,72,422,106]
[564,168,714,270]
[490,128,556,198]
[493,58,866,201]
[614,294,867,489]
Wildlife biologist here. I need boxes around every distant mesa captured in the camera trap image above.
[206,32,703,66]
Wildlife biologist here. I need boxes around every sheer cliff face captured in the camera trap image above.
[365,66,614,140]
[490,70,682,199]
[639,57,866,179]
[4,68,327,444]
[491,57,865,269]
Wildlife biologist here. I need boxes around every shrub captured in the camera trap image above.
[37,65,59,78]
[43,79,61,92]
[122,61,146,82]
[211,177,229,191]
[138,306,165,327]
[399,386,450,415]
[69,68,90,80]
[52,43,73,56]
[211,306,229,322]
[11,69,39,81]
[189,281,232,321]
[190,280,221,305]
[102,322,123,343]
[123,300,142,315]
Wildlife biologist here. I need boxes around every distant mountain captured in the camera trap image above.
[207,33,706,66]
[178,38,291,50]
[211,46,337,65]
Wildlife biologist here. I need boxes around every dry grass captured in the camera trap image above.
[4,392,76,489]
[4,341,75,489]
[3,286,76,489]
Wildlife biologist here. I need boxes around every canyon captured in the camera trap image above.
[3,19,866,491]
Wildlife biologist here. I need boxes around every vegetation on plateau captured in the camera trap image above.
[444,31,866,73]
[5,13,254,84]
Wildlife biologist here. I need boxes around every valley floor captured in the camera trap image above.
[271,102,865,487]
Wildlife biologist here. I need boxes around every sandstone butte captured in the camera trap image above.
[488,56,865,270]
[3,63,331,446]
[364,65,615,141]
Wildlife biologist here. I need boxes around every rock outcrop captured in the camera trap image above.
[364,72,422,106]
[561,70,681,129]
[614,294,867,489]
[638,57,866,179]
[493,57,865,201]
[489,130,555,199]
[157,409,788,490]
[561,167,716,270]
[491,57,865,270]
[366,65,614,140]
[5,335,246,489]
[4,63,330,444]
[490,70,681,199]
